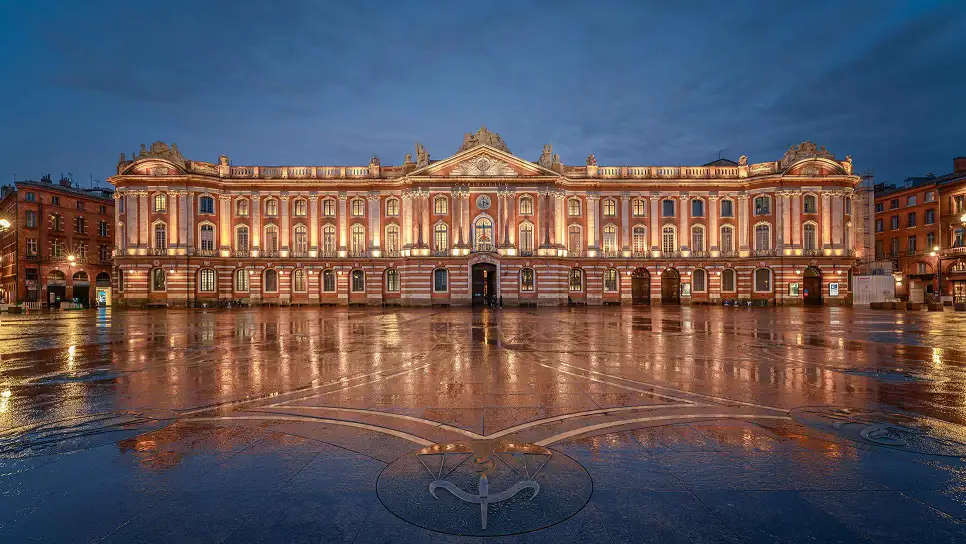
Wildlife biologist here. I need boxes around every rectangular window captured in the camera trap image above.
[890,199,899,209]
[907,236,917,254]
[631,199,645,217]
[99,205,106,214]
[323,270,336,292]
[925,191,936,202]
[875,240,883,259]
[323,199,335,216]
[890,238,899,256]
[754,197,770,215]
[199,197,215,214]
[927,231,936,248]
[520,269,534,292]
[661,199,675,217]
[720,200,734,218]
[51,196,60,206]
[26,211,37,228]
[98,221,109,236]
[925,209,935,225]
[875,202,883,212]
[907,212,916,227]
[76,201,85,210]
[691,199,704,217]
[351,199,365,216]
[26,238,37,255]
[875,219,883,233]
[386,270,400,292]
[603,269,619,292]
[890,216,899,230]
[907,195,917,206]
[25,192,35,202]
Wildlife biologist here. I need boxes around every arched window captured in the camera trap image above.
[569,268,583,292]
[520,268,535,292]
[293,198,307,217]
[434,196,448,215]
[603,268,619,292]
[151,268,166,291]
[351,198,365,217]
[199,269,216,292]
[265,198,278,217]
[568,198,581,216]
[322,270,336,292]
[804,194,818,214]
[602,225,618,255]
[721,269,736,292]
[433,268,448,292]
[691,225,705,252]
[692,269,707,292]
[235,225,249,252]
[351,270,365,292]
[691,199,705,217]
[662,225,676,254]
[153,193,166,212]
[632,226,647,254]
[236,199,249,216]
[199,196,215,214]
[519,196,534,215]
[754,196,770,215]
[632,198,647,217]
[293,224,308,254]
[322,198,336,217]
[154,222,167,250]
[720,225,735,254]
[755,224,771,252]
[803,223,817,251]
[519,222,534,255]
[350,224,366,254]
[200,224,215,251]
[474,217,493,251]
[568,225,582,255]
[385,224,400,255]
[431,223,447,254]
[385,269,400,292]
[235,269,249,292]
[322,225,336,256]
[264,225,279,252]
[292,269,306,292]
[754,268,772,292]
[386,198,400,217]
[264,269,278,292]
[603,198,617,217]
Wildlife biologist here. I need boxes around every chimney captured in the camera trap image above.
[955,157,966,174]
[59,176,71,187]
[1,186,12,199]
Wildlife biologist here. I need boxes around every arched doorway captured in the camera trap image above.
[660,268,680,304]
[471,263,497,305]
[72,271,91,306]
[631,267,651,304]
[47,270,67,307]
[803,266,822,305]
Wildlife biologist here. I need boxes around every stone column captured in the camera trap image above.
[620,192,630,252]
[453,188,464,247]
[505,190,515,247]
[822,191,832,249]
[368,192,381,251]
[831,192,844,247]
[737,195,749,252]
[421,191,430,248]
[783,192,792,248]
[679,195,690,253]
[587,193,600,252]
[177,192,188,249]
[168,193,179,248]
[219,195,231,251]
[138,192,148,250]
[542,190,552,248]
[775,192,785,251]
[556,191,566,248]
[280,195,290,254]
[402,190,413,248]
[649,194,660,255]
[338,192,348,252]
[709,195,719,252]
[309,195,319,256]
[251,194,261,252]
[185,192,195,251]
[791,192,801,247]
[462,191,471,247]
[127,192,139,250]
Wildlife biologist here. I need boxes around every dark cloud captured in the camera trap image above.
[0,0,964,184]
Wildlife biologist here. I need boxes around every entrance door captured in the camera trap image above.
[803,266,822,305]
[48,286,66,308]
[660,268,680,304]
[631,267,651,304]
[954,281,966,304]
[472,263,497,305]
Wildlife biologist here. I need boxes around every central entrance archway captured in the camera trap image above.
[803,266,822,305]
[631,267,651,304]
[471,263,497,305]
[660,268,681,304]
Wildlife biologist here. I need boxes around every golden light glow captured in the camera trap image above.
[0,219,10,229]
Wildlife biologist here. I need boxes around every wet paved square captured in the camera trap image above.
[0,306,964,542]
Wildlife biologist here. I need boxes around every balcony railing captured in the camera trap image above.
[430,249,449,257]
[803,248,822,256]
[519,249,534,257]
[290,250,309,258]
[149,248,167,256]
[661,251,682,259]
[690,250,709,258]
[319,249,338,258]
[718,250,739,258]
[474,243,495,253]
[348,249,369,258]
[231,250,250,258]
[753,249,777,257]
[196,249,217,257]
[261,250,280,258]
[600,249,620,258]
[631,250,650,258]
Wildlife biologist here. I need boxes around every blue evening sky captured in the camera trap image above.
[1,0,964,187]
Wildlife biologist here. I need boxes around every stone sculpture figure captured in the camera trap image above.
[538,144,554,168]
[404,153,413,164]
[738,155,748,166]
[843,155,853,174]
[586,154,597,167]
[218,154,230,166]
[370,155,380,167]
[415,143,430,168]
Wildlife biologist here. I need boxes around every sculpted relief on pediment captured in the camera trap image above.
[450,155,517,177]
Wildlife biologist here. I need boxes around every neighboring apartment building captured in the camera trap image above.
[936,157,966,302]
[872,176,941,301]
[108,132,861,307]
[0,176,115,306]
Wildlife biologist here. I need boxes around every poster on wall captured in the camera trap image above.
[681,283,691,296]
[829,283,840,296]
[789,283,800,296]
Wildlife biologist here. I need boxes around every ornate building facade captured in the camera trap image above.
[108,129,862,307]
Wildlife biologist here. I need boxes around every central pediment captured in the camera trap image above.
[451,154,517,177]
[410,145,555,178]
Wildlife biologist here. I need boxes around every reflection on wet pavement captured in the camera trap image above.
[0,306,964,542]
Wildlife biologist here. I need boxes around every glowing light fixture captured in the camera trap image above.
[0,219,10,229]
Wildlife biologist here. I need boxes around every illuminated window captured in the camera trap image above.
[293,199,307,217]
[385,225,399,255]
[200,224,215,251]
[234,269,249,291]
[235,226,249,251]
[519,222,534,255]
[662,225,676,254]
[568,198,581,216]
[519,196,534,215]
[569,268,583,291]
[265,198,278,217]
[322,270,336,292]
[199,269,216,292]
[434,268,448,292]
[322,199,336,217]
[351,270,365,292]
[154,193,166,212]
[434,223,449,253]
[603,198,617,217]
[294,224,308,254]
[264,225,278,252]
[520,268,535,292]
[293,269,306,292]
[322,225,336,255]
[754,268,771,292]
[386,198,399,216]
[632,198,647,217]
[351,224,366,254]
[351,198,365,217]
[804,195,817,213]
[434,196,448,215]
[602,225,618,255]
[385,269,400,292]
[755,224,771,251]
[154,223,167,250]
[236,199,249,216]
[804,223,817,250]
[632,226,647,254]
[603,268,619,292]
[690,226,705,252]
[264,269,278,292]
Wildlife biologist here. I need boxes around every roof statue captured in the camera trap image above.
[218,154,230,166]
[537,144,554,168]
[843,155,853,175]
[369,155,380,167]
[586,153,597,167]
[404,153,413,165]
[457,126,511,154]
[415,142,430,168]
[132,141,186,167]
[738,155,748,166]
[780,141,834,170]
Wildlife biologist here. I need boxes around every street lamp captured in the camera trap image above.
[0,218,10,231]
